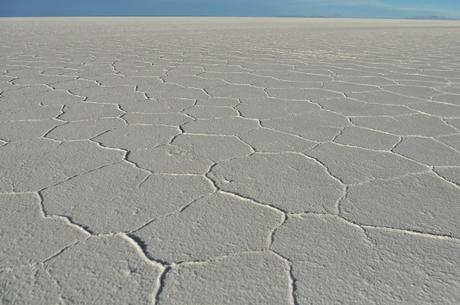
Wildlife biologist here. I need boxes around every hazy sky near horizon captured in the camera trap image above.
[1,0,460,19]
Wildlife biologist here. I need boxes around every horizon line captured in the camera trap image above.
[1,15,459,21]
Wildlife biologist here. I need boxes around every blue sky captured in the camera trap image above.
[1,0,460,19]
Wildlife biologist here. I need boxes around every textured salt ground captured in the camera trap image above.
[0,17,460,305]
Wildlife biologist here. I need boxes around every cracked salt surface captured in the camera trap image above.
[1,17,460,304]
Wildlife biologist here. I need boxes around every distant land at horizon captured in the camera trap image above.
[0,15,459,21]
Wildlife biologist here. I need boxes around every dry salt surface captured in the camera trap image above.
[1,17,460,304]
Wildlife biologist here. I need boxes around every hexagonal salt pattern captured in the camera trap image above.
[1,18,459,304]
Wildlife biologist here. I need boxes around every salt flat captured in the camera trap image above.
[1,17,460,304]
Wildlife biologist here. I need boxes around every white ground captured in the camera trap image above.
[1,17,460,304]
